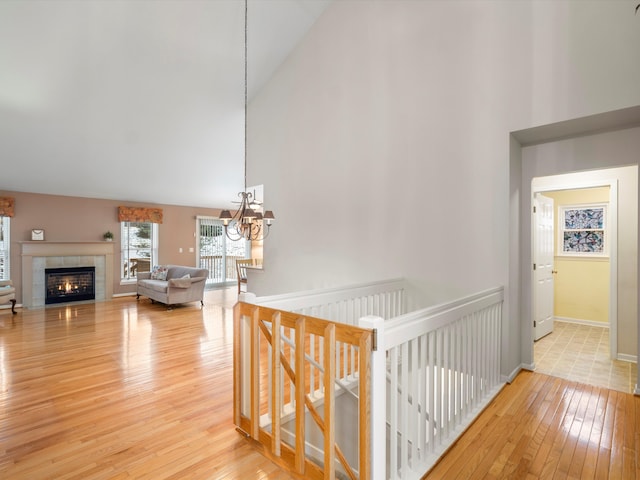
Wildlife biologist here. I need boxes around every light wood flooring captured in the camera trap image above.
[2,292,640,479]
[0,288,294,480]
[425,370,640,479]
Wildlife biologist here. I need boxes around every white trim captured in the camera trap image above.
[503,365,523,384]
[531,177,618,361]
[554,316,609,329]
[120,222,158,281]
[0,216,9,280]
[112,292,136,298]
[151,223,159,266]
[617,353,637,364]
[0,303,20,311]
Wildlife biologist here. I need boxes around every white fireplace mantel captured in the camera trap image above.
[20,241,114,308]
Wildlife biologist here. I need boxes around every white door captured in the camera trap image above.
[534,193,555,341]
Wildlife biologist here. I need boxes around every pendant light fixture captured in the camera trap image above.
[219,0,275,241]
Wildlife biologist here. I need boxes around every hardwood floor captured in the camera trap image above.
[425,370,640,479]
[0,289,294,480]
[2,293,639,479]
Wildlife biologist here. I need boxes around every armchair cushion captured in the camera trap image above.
[169,277,193,288]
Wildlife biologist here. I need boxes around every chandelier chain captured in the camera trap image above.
[218,0,275,242]
[244,0,248,192]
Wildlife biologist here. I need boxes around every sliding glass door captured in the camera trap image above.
[196,216,247,285]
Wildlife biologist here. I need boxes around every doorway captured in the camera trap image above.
[529,180,629,390]
[532,183,614,347]
[196,216,248,286]
[532,176,618,359]
[508,109,640,392]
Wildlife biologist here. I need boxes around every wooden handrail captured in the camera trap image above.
[234,302,373,479]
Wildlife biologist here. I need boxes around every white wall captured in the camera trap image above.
[247,1,640,376]
[249,1,530,300]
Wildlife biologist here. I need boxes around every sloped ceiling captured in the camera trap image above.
[0,0,331,209]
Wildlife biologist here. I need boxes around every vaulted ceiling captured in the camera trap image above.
[0,0,331,209]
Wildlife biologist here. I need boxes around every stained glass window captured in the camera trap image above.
[560,205,607,255]
[564,208,604,230]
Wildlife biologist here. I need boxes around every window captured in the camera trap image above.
[559,204,607,256]
[121,221,158,281]
[0,216,9,280]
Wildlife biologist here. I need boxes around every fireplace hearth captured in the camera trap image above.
[45,267,96,305]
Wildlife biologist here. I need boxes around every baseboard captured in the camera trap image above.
[112,293,137,298]
[0,303,21,310]
[554,316,609,329]
[503,365,524,384]
[617,353,637,364]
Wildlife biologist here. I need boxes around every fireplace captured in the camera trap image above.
[45,267,96,305]
[20,242,114,309]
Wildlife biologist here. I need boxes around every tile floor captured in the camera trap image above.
[534,320,638,394]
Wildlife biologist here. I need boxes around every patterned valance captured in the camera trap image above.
[118,206,163,224]
[0,197,15,217]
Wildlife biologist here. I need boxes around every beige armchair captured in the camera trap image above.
[0,279,17,314]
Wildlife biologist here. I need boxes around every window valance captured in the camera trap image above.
[118,206,163,224]
[0,197,15,217]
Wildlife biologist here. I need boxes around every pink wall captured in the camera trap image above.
[0,190,222,303]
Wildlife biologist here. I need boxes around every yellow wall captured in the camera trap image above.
[545,187,610,324]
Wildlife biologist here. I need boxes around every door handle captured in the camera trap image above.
[551,270,558,274]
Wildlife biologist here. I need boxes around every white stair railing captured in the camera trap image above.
[364,286,504,479]
[241,282,504,480]
[243,278,406,325]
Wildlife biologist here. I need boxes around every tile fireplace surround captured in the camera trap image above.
[20,242,114,308]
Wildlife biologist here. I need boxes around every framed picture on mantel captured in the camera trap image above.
[31,229,44,241]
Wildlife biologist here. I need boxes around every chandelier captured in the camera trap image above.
[220,191,274,241]
[219,0,274,241]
